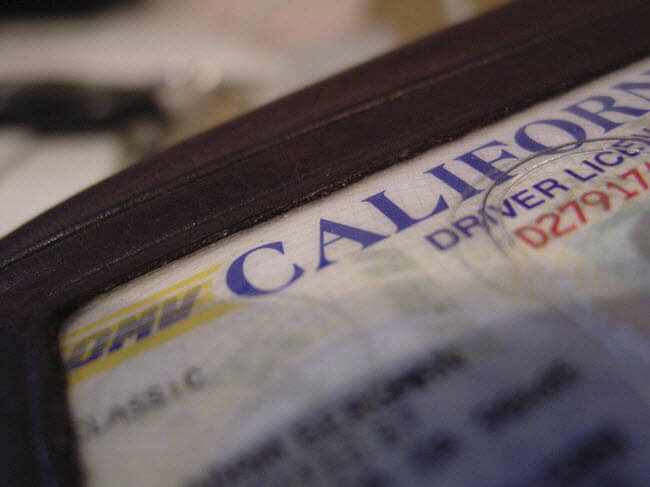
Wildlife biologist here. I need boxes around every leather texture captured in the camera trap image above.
[1,0,648,485]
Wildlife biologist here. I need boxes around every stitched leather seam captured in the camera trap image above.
[1,1,642,271]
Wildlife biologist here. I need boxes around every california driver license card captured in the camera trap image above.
[62,59,650,487]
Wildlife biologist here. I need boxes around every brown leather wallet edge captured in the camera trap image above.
[1,0,649,485]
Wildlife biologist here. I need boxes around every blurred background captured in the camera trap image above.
[0,0,510,238]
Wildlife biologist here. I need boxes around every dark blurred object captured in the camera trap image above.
[0,81,166,133]
[0,0,136,17]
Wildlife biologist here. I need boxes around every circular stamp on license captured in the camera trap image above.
[457,130,650,365]
[480,135,650,276]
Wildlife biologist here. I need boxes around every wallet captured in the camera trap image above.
[1,0,648,485]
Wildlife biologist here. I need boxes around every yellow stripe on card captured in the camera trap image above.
[62,263,224,343]
[67,296,241,386]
